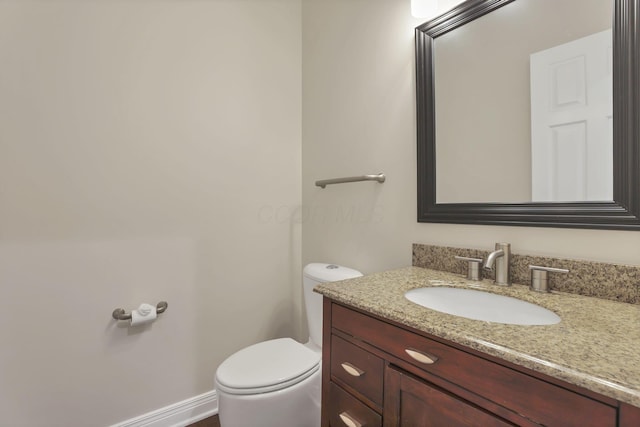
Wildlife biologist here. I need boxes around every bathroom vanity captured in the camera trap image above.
[316,267,640,427]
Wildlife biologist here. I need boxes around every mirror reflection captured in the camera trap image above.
[434,0,612,203]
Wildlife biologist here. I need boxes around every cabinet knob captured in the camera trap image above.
[405,348,438,364]
[341,362,365,377]
[339,411,363,427]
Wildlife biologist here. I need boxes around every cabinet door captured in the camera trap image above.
[620,403,640,427]
[384,366,516,427]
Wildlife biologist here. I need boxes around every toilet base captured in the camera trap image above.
[216,367,321,427]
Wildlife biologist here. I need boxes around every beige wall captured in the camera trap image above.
[0,1,301,426]
[301,0,640,277]
[3,0,639,425]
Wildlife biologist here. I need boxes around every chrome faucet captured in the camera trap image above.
[483,243,511,286]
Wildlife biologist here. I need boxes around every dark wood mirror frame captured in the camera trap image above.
[416,0,640,230]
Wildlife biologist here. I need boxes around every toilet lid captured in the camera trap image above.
[215,338,321,394]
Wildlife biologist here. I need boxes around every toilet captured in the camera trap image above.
[214,263,362,427]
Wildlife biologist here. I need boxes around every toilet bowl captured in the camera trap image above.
[214,263,362,427]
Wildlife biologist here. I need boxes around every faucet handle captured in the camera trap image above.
[455,256,483,281]
[529,265,569,293]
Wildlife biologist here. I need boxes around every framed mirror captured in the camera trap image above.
[416,0,640,229]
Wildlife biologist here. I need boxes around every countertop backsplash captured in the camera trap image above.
[413,243,640,305]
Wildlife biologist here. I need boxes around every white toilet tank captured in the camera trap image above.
[303,263,362,348]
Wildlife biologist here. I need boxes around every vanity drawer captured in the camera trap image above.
[331,335,384,407]
[332,303,616,427]
[328,382,382,427]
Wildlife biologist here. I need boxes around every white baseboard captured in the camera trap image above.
[111,390,218,427]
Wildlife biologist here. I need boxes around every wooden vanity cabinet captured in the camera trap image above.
[384,366,516,427]
[321,299,630,427]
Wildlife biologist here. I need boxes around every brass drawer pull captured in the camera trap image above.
[339,411,363,427]
[341,362,365,377]
[405,348,438,364]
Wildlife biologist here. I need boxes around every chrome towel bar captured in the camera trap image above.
[112,301,168,321]
[315,173,385,189]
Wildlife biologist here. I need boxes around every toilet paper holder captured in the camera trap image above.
[112,301,168,321]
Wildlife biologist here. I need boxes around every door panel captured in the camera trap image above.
[383,366,514,427]
[530,29,612,202]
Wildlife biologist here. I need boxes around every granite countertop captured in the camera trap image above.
[315,266,640,407]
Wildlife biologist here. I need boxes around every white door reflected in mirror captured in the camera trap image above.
[530,30,613,202]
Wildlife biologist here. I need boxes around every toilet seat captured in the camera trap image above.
[215,338,321,395]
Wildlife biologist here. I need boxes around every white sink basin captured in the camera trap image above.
[405,287,561,326]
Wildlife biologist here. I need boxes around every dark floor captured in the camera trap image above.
[188,414,220,427]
